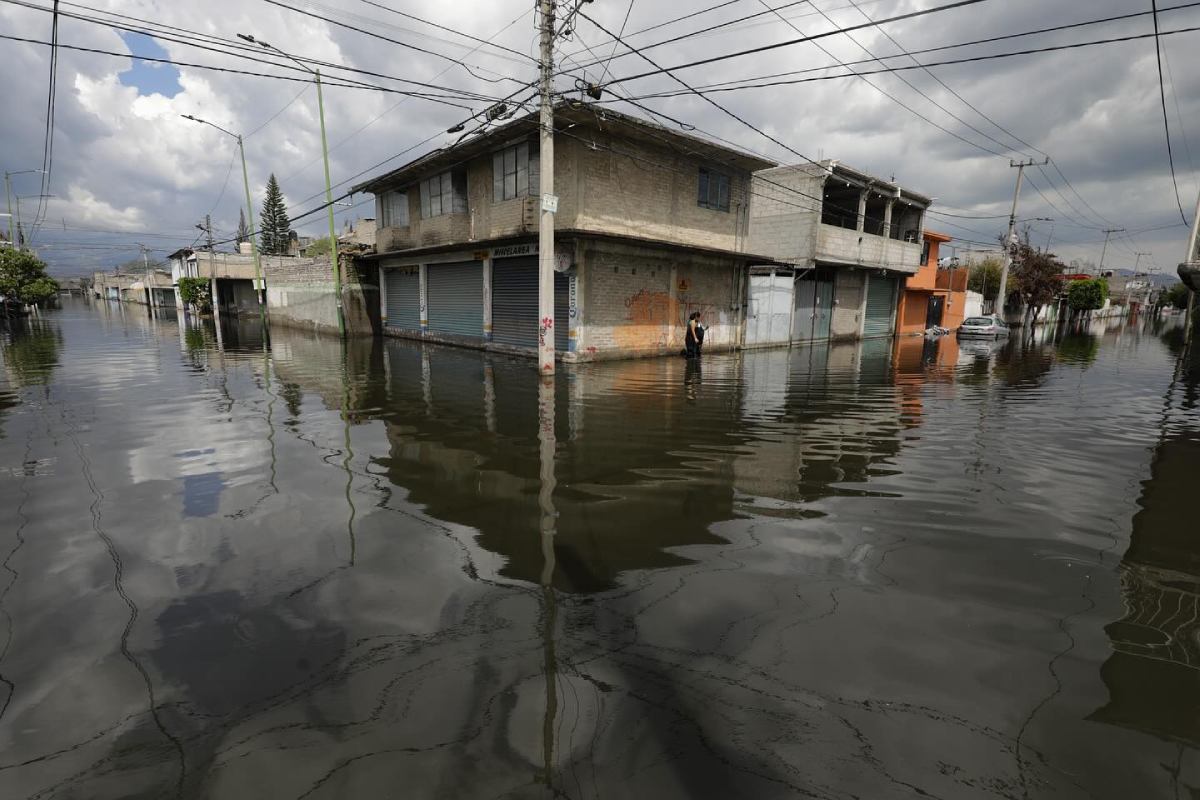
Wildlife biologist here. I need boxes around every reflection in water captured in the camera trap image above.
[1,301,1199,797]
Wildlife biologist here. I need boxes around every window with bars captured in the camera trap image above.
[697,167,731,212]
[377,190,409,228]
[419,171,467,218]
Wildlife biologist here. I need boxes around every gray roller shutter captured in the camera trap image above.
[492,257,571,351]
[384,265,420,330]
[863,274,898,338]
[427,260,483,338]
[492,256,538,347]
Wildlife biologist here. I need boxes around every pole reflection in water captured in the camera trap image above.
[537,373,558,792]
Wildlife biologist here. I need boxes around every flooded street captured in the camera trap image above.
[1,299,1198,799]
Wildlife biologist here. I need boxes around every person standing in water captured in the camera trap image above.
[685,312,700,358]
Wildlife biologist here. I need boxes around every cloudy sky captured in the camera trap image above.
[1,0,1198,278]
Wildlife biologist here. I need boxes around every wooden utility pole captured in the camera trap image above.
[537,0,556,374]
[995,157,1048,318]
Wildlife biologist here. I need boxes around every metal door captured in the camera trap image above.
[863,274,898,338]
[926,295,945,328]
[746,273,774,346]
[792,277,816,341]
[384,265,420,329]
[491,256,538,347]
[813,277,833,340]
[554,271,569,351]
[426,260,483,339]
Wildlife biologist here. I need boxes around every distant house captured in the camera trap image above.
[353,102,782,360]
[745,161,932,346]
[895,231,969,334]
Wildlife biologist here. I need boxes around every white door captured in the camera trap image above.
[745,271,793,348]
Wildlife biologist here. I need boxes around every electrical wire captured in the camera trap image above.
[598,0,991,87]
[3,0,505,105]
[259,0,526,85]
[353,0,535,63]
[32,0,60,241]
[0,33,489,107]
[1150,0,1190,226]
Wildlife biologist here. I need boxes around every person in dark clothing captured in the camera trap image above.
[684,312,700,358]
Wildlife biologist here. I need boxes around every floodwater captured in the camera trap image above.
[1,299,1198,800]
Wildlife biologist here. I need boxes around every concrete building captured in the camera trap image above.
[745,161,931,347]
[353,103,781,361]
[166,247,262,316]
[895,230,969,335]
[91,271,138,301]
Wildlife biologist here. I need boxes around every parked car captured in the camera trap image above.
[957,316,1009,338]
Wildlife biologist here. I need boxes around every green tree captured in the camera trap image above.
[0,248,59,307]
[260,174,290,255]
[1164,282,1191,310]
[1010,238,1065,323]
[304,236,333,257]
[178,276,212,313]
[968,256,1002,302]
[236,208,250,245]
[1067,278,1108,312]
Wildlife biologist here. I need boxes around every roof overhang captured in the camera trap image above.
[352,101,776,195]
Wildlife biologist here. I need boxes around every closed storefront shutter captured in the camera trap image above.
[492,256,538,347]
[426,260,483,338]
[863,274,898,338]
[383,265,420,329]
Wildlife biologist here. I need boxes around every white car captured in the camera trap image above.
[957,316,1009,338]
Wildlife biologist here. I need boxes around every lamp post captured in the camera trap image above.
[238,33,343,337]
[14,194,54,251]
[5,169,46,247]
[180,114,267,323]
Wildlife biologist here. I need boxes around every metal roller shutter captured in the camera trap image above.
[863,274,898,338]
[384,266,420,329]
[492,258,571,350]
[427,260,483,339]
[492,256,538,347]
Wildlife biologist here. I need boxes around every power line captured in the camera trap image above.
[4,0,504,105]
[604,0,1200,96]
[32,0,60,241]
[353,0,535,63]
[597,0,637,85]
[1150,0,1190,226]
[259,0,527,85]
[600,0,991,87]
[610,24,1200,99]
[0,33,492,106]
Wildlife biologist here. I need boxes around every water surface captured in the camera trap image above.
[1,300,1197,798]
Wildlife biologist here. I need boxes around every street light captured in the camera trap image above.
[238,32,343,337]
[5,169,46,247]
[12,193,53,250]
[180,113,267,322]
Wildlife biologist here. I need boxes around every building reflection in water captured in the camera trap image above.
[1089,343,1200,765]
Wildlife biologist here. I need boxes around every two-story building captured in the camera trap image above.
[353,103,781,361]
[895,230,970,335]
[745,161,932,347]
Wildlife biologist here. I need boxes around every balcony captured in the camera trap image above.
[815,225,922,273]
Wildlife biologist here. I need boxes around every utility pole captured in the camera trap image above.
[1178,186,1200,344]
[995,157,1048,318]
[1098,228,1124,272]
[537,0,556,374]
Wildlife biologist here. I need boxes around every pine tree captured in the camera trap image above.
[236,208,249,245]
[259,174,289,255]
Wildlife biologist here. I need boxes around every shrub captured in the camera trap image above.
[178,276,212,313]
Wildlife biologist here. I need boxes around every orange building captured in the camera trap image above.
[895,230,969,335]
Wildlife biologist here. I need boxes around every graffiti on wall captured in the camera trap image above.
[613,288,672,349]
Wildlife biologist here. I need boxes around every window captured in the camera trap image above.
[493,142,533,201]
[698,167,731,211]
[419,171,466,218]
[377,190,408,228]
[920,239,931,265]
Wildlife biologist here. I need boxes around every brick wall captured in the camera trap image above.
[747,165,825,263]
[578,239,742,359]
[374,132,755,258]
[264,255,379,336]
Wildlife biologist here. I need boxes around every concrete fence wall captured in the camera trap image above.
[263,255,380,337]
